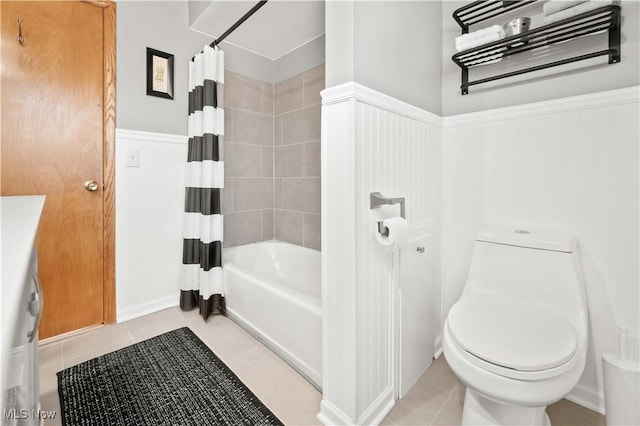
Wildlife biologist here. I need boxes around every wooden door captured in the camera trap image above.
[1,1,115,338]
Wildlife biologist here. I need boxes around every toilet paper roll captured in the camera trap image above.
[375,217,410,250]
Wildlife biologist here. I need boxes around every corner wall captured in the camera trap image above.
[325,0,443,115]
[319,83,442,425]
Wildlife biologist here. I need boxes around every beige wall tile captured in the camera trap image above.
[262,147,274,177]
[282,105,321,145]
[275,74,303,114]
[222,179,234,214]
[274,115,283,146]
[261,81,274,115]
[275,144,304,177]
[274,178,283,209]
[303,141,321,177]
[224,210,262,247]
[234,178,274,211]
[234,109,273,146]
[282,178,321,213]
[262,209,274,240]
[224,142,262,177]
[225,71,262,113]
[224,107,234,142]
[303,65,325,107]
[303,213,321,250]
[274,209,303,246]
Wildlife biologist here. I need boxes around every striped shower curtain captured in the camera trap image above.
[180,45,226,320]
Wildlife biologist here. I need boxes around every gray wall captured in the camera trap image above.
[274,35,326,83]
[442,1,640,115]
[354,1,443,115]
[325,1,355,87]
[117,2,211,135]
[116,1,274,135]
[325,1,443,115]
[117,2,324,134]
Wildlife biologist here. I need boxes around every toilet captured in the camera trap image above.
[443,227,588,426]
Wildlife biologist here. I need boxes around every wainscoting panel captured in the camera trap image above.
[115,129,187,322]
[320,83,442,425]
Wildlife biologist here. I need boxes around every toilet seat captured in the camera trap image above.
[447,292,578,380]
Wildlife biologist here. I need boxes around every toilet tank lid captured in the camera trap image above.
[476,227,577,253]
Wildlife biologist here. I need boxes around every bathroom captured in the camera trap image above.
[1,0,638,425]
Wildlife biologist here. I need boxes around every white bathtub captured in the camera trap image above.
[223,241,322,388]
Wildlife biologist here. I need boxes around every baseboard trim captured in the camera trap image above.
[566,383,605,415]
[39,324,104,347]
[358,386,395,425]
[434,333,443,359]
[116,293,179,323]
[318,400,354,425]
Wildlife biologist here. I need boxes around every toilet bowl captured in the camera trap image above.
[443,227,588,426]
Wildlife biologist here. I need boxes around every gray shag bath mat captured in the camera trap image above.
[57,327,283,426]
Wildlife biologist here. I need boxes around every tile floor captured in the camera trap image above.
[40,307,606,426]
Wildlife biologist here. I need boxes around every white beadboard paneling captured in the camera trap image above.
[115,129,187,322]
[320,98,359,423]
[442,89,640,414]
[320,83,442,425]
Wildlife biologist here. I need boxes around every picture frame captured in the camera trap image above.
[146,47,174,100]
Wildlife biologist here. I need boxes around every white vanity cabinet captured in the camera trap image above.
[1,196,45,425]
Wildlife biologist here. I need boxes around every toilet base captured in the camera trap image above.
[462,388,551,426]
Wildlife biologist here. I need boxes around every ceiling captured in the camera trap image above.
[190,1,325,60]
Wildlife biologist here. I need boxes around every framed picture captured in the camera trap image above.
[146,47,174,99]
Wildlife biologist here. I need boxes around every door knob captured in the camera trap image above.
[84,180,99,192]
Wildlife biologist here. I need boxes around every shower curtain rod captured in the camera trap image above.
[192,0,268,60]
[210,0,268,48]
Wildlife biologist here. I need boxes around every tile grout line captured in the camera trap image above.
[429,392,456,426]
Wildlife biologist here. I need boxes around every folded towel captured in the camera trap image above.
[458,47,506,67]
[543,0,616,25]
[543,0,590,16]
[455,25,505,52]
[468,53,504,67]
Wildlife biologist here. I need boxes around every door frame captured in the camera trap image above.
[91,0,117,323]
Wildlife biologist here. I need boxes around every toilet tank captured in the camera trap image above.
[463,227,587,326]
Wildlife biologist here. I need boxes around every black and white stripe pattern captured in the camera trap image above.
[181,45,225,320]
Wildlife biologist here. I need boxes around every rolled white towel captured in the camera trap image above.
[455,25,505,52]
[543,0,590,16]
[456,45,506,67]
[543,0,617,25]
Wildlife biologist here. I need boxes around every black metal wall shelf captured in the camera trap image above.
[452,1,621,95]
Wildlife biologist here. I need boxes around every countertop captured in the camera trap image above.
[1,195,46,383]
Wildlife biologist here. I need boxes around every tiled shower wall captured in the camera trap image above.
[222,66,324,250]
[274,66,323,250]
[223,72,275,247]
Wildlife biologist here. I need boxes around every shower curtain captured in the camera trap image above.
[180,45,225,320]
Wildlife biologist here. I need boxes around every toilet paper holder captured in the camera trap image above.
[370,192,405,236]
